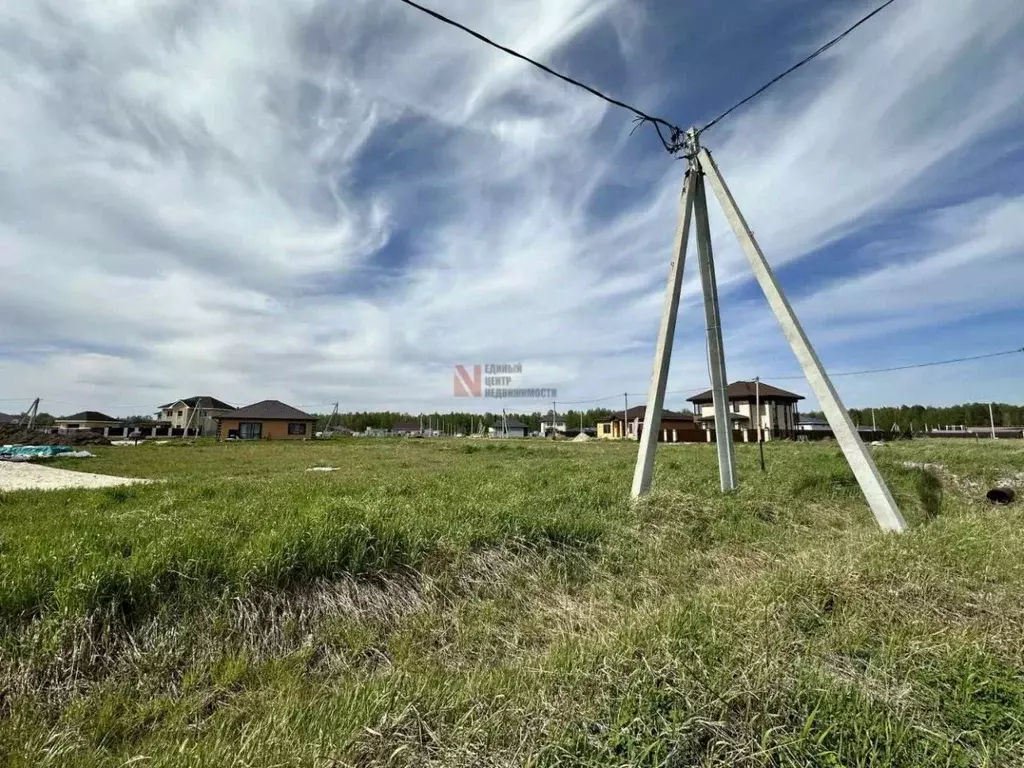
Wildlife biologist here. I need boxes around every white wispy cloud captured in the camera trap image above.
[0,0,1021,417]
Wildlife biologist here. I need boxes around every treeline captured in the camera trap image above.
[803,402,1024,431]
[316,408,641,434]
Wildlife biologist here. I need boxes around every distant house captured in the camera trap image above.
[688,382,804,441]
[489,418,529,438]
[158,396,235,435]
[539,413,567,437]
[55,411,124,432]
[213,400,317,441]
[0,412,20,425]
[391,421,421,436]
[796,416,831,432]
[596,407,701,442]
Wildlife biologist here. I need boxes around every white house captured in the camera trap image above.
[796,416,831,433]
[688,381,804,441]
[539,417,567,437]
[158,396,235,435]
[488,418,529,438]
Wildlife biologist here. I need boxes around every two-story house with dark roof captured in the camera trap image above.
[687,381,804,441]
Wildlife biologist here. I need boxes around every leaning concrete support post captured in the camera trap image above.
[692,153,738,492]
[699,147,906,533]
[631,170,697,499]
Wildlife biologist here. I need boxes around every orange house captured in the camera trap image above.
[214,400,317,441]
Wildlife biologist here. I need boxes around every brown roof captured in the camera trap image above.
[215,400,316,421]
[688,381,804,404]
[598,406,694,423]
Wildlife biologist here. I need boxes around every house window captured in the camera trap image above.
[239,422,262,439]
[601,424,611,434]
[288,423,307,435]
[176,410,183,418]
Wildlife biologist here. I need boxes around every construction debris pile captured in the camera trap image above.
[0,425,111,447]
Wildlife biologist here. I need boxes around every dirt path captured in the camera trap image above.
[0,462,151,492]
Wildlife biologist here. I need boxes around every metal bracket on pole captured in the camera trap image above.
[691,132,738,492]
[698,147,906,533]
[631,169,697,498]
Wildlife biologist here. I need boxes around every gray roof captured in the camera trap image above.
[57,411,121,423]
[215,400,315,421]
[160,396,234,410]
[504,419,529,429]
[797,416,829,426]
[0,412,19,424]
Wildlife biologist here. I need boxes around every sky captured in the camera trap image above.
[1,0,1022,418]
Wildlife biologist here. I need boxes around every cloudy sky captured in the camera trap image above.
[1,0,1022,418]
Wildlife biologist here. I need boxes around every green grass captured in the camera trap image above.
[1,437,1023,766]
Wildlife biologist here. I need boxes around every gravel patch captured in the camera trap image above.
[0,462,152,492]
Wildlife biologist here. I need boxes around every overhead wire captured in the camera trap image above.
[4,348,1019,415]
[698,0,901,135]
[766,347,1024,381]
[392,0,686,153]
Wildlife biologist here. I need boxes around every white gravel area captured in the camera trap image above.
[0,462,152,492]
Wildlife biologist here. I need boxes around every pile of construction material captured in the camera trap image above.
[0,425,110,446]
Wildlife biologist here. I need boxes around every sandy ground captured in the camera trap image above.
[0,462,152,492]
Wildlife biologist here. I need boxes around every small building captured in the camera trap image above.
[391,421,422,436]
[489,418,529,438]
[539,414,567,437]
[158,396,235,435]
[688,381,804,441]
[796,416,831,432]
[214,400,317,441]
[55,411,124,433]
[0,412,20,425]
[596,407,702,442]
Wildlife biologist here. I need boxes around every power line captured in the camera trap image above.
[699,0,901,135]
[5,348,1018,415]
[525,346,1024,408]
[766,347,1024,381]
[392,0,686,153]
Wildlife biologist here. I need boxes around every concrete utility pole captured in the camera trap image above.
[623,393,629,440]
[700,147,905,533]
[990,402,997,439]
[20,398,40,431]
[631,170,696,498]
[756,377,765,472]
[692,135,737,492]
[872,408,877,432]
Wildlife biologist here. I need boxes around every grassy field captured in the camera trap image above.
[1,437,1023,766]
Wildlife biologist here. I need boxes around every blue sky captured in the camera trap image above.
[1,0,1022,417]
